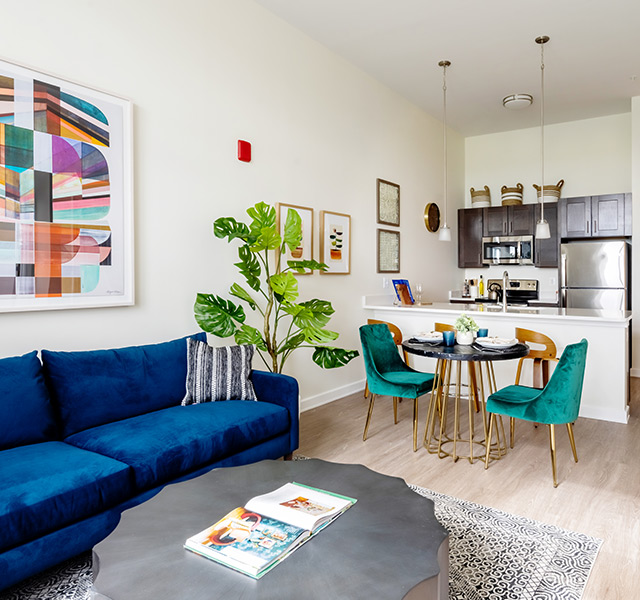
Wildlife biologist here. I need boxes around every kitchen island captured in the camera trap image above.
[363,295,631,424]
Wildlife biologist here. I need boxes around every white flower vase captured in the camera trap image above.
[456,331,474,345]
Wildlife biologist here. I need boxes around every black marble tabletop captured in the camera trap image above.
[402,339,529,362]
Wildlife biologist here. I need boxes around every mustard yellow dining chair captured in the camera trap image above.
[484,339,588,487]
[359,323,436,451]
[509,328,559,448]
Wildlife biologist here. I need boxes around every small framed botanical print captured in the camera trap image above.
[276,203,314,275]
[377,229,400,273]
[377,179,400,226]
[319,211,351,274]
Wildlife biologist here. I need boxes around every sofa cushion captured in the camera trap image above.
[183,339,256,405]
[0,351,57,450]
[65,401,290,491]
[0,442,131,553]
[42,333,206,437]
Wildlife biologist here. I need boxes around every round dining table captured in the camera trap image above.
[402,339,529,464]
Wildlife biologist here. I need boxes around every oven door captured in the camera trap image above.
[482,237,520,265]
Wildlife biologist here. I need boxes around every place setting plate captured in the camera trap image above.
[409,331,444,344]
[474,336,519,349]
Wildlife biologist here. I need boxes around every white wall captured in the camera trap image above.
[465,113,631,205]
[0,0,463,408]
[632,96,640,374]
[464,113,632,299]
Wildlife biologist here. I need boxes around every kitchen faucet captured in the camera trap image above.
[502,271,509,310]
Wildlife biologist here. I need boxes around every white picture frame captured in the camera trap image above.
[0,57,134,312]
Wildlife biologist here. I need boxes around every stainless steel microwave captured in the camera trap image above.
[482,235,534,265]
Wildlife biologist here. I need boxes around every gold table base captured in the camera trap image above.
[424,358,507,464]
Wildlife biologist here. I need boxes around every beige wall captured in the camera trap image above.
[0,0,464,408]
[465,113,631,206]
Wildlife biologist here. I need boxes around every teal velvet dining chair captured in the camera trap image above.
[359,323,436,452]
[484,338,588,487]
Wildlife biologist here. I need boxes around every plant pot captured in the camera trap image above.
[456,331,474,345]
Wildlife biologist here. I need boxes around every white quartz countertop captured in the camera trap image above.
[363,295,631,324]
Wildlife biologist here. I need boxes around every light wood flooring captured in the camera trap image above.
[298,378,640,599]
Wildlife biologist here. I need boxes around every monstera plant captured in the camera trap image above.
[194,202,359,374]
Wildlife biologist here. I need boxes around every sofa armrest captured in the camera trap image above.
[251,370,299,455]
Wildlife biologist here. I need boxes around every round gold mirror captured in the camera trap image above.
[424,203,440,233]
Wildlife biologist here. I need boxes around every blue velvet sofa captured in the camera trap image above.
[0,333,299,591]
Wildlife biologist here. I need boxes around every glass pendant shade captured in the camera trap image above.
[438,225,451,242]
[535,219,550,239]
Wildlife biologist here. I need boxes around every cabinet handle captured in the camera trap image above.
[586,221,590,234]
[594,220,597,233]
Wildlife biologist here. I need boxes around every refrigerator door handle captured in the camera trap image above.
[561,288,567,308]
[561,252,568,289]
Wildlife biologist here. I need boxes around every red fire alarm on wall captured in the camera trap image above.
[238,140,252,162]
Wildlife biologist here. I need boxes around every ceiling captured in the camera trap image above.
[253,0,640,137]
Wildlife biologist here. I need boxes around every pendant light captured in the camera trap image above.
[438,60,452,242]
[535,36,551,240]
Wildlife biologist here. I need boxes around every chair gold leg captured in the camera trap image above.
[452,361,462,462]
[413,397,419,452]
[393,397,398,424]
[423,359,444,450]
[549,424,558,487]
[484,413,494,469]
[510,417,515,449]
[567,423,578,463]
[364,380,369,399]
[363,394,376,441]
[467,362,475,463]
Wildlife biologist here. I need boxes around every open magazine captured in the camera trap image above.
[184,482,356,579]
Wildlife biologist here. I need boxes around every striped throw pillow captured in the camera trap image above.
[182,338,257,405]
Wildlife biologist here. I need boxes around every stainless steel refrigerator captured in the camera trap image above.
[560,240,631,310]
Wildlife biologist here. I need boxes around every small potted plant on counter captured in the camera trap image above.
[454,313,479,345]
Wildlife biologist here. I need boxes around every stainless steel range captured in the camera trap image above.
[486,278,539,305]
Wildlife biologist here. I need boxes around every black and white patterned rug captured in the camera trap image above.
[1,486,601,600]
[410,486,601,600]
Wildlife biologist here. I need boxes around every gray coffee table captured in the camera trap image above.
[92,459,448,600]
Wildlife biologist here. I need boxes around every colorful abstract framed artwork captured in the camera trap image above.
[319,211,350,275]
[377,229,400,273]
[276,202,313,275]
[376,178,400,226]
[0,58,133,312]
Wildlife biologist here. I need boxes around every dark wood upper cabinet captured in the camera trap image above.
[482,205,534,237]
[534,203,558,268]
[509,204,536,235]
[592,194,625,237]
[559,196,590,237]
[560,194,630,239]
[457,208,484,268]
[482,206,508,236]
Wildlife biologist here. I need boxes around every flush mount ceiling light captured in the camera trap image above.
[502,94,533,109]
